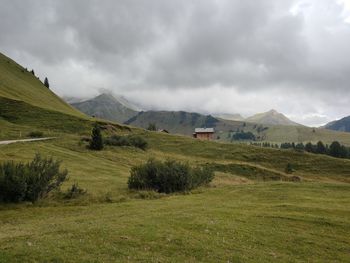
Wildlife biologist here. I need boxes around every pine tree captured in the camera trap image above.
[329,141,341,158]
[89,124,103,150]
[316,141,326,154]
[44,77,50,89]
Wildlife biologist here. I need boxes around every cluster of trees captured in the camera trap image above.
[128,159,214,193]
[88,124,148,151]
[251,141,350,159]
[230,131,256,141]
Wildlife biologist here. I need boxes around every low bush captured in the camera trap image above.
[64,183,87,199]
[105,135,148,150]
[0,154,68,203]
[285,163,294,174]
[128,159,214,193]
[27,131,44,138]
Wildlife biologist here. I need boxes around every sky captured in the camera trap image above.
[0,0,349,126]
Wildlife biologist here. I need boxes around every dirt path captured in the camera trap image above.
[0,137,56,145]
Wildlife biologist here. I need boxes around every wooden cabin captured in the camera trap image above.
[193,128,215,140]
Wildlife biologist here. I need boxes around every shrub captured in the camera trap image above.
[0,154,68,203]
[285,163,294,174]
[147,123,157,131]
[89,124,103,150]
[105,135,148,150]
[64,183,87,199]
[128,159,214,193]
[27,131,44,138]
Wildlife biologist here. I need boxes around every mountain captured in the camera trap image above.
[125,111,219,135]
[71,93,138,123]
[0,52,84,118]
[245,109,300,126]
[325,116,350,132]
[213,113,244,121]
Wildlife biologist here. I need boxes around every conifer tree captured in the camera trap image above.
[89,124,103,150]
[44,77,50,89]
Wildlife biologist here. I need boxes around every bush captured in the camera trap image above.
[105,135,148,150]
[64,183,87,199]
[27,131,44,138]
[0,154,68,203]
[128,159,214,193]
[285,163,294,174]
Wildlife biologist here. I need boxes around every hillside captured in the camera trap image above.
[125,111,219,135]
[213,113,244,121]
[325,116,350,132]
[246,109,299,126]
[124,110,350,145]
[71,93,138,123]
[0,52,85,118]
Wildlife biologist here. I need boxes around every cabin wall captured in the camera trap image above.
[196,132,214,140]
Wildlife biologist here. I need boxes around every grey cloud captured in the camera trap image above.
[0,0,349,126]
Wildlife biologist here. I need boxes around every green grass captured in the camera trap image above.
[0,130,349,262]
[0,52,85,118]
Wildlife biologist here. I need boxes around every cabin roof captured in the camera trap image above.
[194,128,214,133]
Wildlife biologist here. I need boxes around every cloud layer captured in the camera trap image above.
[0,0,349,126]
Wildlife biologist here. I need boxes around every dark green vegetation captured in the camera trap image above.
[0,154,67,203]
[278,141,350,159]
[128,159,214,193]
[89,124,104,150]
[326,115,350,132]
[71,93,138,123]
[0,52,350,262]
[105,134,148,150]
[27,131,44,138]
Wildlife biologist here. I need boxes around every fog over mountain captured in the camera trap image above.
[0,0,349,126]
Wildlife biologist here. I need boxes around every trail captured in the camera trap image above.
[0,137,56,145]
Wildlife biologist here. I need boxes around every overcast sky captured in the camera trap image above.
[1,0,350,126]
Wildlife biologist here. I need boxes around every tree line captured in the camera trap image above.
[250,141,350,159]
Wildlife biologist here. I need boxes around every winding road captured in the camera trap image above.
[0,137,56,145]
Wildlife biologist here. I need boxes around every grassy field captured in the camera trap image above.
[0,129,349,262]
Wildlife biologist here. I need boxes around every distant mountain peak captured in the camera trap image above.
[246,109,300,126]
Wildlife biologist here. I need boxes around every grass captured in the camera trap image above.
[0,130,349,262]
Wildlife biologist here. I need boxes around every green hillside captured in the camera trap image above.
[125,110,219,135]
[0,52,85,118]
[0,54,350,262]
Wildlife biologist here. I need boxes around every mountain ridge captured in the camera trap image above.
[71,93,138,123]
[325,116,350,132]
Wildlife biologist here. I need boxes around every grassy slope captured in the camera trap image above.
[0,52,85,118]
[0,129,349,262]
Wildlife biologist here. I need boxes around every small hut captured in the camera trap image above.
[193,128,215,140]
